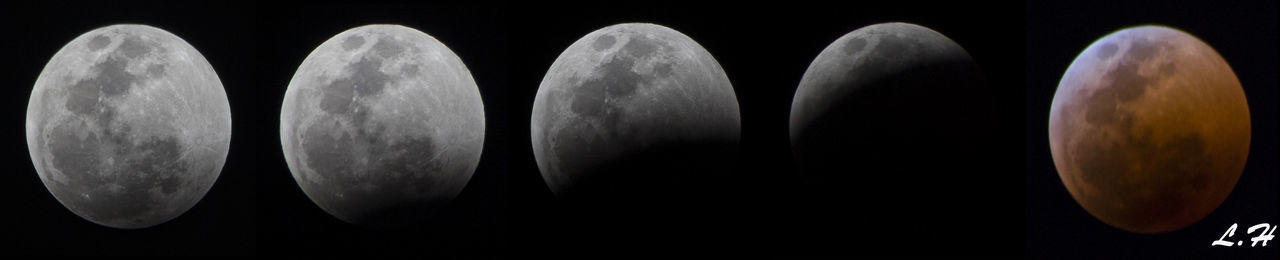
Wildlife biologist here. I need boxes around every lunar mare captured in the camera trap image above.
[26,24,231,229]
[280,24,485,225]
[1049,26,1250,234]
[530,23,741,198]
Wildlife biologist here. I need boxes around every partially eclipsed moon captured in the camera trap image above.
[1049,26,1250,234]
[26,24,231,229]
[280,24,485,225]
[530,23,741,199]
[788,22,993,206]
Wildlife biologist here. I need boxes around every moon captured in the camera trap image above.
[531,23,740,201]
[1049,26,1249,234]
[787,22,999,242]
[280,24,485,225]
[789,23,988,194]
[26,24,231,229]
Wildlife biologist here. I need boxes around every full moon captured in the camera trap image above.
[531,23,740,201]
[1049,26,1250,234]
[280,24,485,225]
[26,24,231,229]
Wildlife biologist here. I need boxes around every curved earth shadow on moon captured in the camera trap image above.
[789,43,1006,252]
[546,140,747,252]
[281,25,484,230]
[530,23,749,252]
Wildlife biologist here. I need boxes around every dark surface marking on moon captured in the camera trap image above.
[147,64,166,77]
[1076,130,1210,226]
[97,57,135,96]
[85,181,153,225]
[372,36,406,58]
[88,35,110,51]
[874,34,915,61]
[569,75,606,118]
[1159,62,1177,77]
[65,56,138,129]
[1110,63,1149,102]
[129,136,187,195]
[622,35,660,58]
[48,127,103,185]
[101,115,131,145]
[843,37,867,54]
[343,35,365,51]
[1071,38,1211,229]
[401,64,419,78]
[593,35,616,51]
[372,137,442,195]
[116,36,151,59]
[1097,43,1118,59]
[1082,39,1169,127]
[856,33,921,78]
[351,58,390,96]
[64,77,103,115]
[1127,39,1163,61]
[301,118,445,222]
[48,126,189,224]
[549,119,607,178]
[302,126,355,182]
[568,34,668,120]
[598,56,644,98]
[318,79,356,115]
[653,62,673,78]
[319,57,390,115]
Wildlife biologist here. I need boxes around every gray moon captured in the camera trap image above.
[26,24,231,229]
[786,23,997,244]
[1049,26,1249,234]
[531,23,741,198]
[789,22,987,188]
[280,24,485,225]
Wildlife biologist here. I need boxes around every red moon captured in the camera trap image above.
[1048,26,1250,234]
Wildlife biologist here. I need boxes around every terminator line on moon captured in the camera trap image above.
[531,23,741,197]
[785,22,994,241]
[26,24,231,229]
[789,22,988,183]
[1049,26,1250,234]
[280,24,485,225]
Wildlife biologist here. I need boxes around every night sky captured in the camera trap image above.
[0,0,1275,257]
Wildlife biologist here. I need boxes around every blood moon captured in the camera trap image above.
[1049,26,1250,234]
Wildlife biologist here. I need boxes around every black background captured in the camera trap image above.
[0,0,1274,257]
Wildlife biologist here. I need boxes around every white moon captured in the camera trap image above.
[26,24,231,229]
[280,24,485,225]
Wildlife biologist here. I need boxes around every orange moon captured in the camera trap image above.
[1048,26,1250,234]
